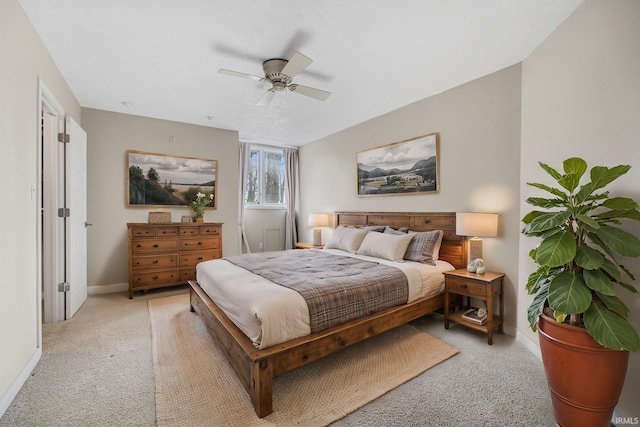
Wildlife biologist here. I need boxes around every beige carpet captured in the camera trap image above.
[149,293,459,427]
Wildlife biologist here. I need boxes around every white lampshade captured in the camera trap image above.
[456,212,498,238]
[308,213,330,228]
[456,212,498,263]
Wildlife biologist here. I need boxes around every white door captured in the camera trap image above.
[65,116,88,318]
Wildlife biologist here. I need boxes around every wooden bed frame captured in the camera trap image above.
[189,211,466,417]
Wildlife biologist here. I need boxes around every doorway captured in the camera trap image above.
[38,80,88,325]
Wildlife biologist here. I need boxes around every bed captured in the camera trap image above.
[188,211,466,417]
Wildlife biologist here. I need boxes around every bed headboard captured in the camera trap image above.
[335,211,466,270]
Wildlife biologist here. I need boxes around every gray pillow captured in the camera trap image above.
[403,230,444,265]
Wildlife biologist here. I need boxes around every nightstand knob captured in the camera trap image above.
[461,283,467,288]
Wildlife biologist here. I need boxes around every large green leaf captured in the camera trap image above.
[563,157,587,180]
[539,161,562,180]
[595,209,640,222]
[583,268,616,295]
[596,292,630,318]
[593,225,640,257]
[548,271,592,314]
[583,303,640,351]
[522,210,545,225]
[603,197,639,210]
[589,165,631,192]
[529,211,571,233]
[528,282,550,331]
[536,230,576,267]
[527,183,568,200]
[558,172,580,193]
[599,256,623,282]
[526,197,566,209]
[575,246,604,270]
[574,213,599,230]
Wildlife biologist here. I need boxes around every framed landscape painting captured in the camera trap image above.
[357,132,440,196]
[126,150,217,208]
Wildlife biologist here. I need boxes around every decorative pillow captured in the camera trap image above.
[383,226,409,234]
[356,232,414,262]
[361,225,386,232]
[324,226,370,253]
[404,230,444,265]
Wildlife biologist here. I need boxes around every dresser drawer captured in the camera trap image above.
[446,276,487,298]
[179,251,217,267]
[180,238,219,251]
[131,270,179,288]
[179,268,196,282]
[132,239,178,254]
[131,226,178,238]
[131,254,177,271]
[155,226,178,237]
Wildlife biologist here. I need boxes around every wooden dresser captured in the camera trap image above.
[127,222,222,298]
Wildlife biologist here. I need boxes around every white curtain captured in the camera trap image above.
[238,141,251,253]
[283,147,298,249]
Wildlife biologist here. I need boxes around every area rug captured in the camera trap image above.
[149,293,458,426]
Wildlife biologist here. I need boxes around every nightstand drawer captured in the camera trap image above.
[446,276,487,297]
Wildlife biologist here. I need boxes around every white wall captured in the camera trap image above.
[0,0,81,415]
[520,0,640,417]
[299,65,522,333]
[81,108,240,290]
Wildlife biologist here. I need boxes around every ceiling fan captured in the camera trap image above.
[219,52,331,106]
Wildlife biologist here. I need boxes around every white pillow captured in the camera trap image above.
[356,232,414,262]
[324,226,369,253]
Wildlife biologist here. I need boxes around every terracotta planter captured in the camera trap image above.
[538,314,629,427]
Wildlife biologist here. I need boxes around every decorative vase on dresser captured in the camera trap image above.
[127,222,222,298]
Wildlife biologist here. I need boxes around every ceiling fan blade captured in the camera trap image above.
[288,84,331,101]
[256,89,277,106]
[281,52,313,79]
[218,69,264,82]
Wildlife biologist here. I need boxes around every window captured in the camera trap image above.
[245,146,287,208]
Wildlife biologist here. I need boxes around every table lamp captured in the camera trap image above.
[308,213,329,246]
[456,212,498,261]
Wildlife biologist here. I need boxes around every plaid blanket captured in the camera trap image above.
[224,250,408,333]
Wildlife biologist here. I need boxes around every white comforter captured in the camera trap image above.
[196,248,454,349]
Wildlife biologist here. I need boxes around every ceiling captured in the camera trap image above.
[19,0,582,147]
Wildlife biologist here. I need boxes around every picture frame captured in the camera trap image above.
[126,150,217,209]
[356,132,440,196]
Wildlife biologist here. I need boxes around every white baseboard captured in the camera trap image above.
[517,330,541,360]
[87,283,128,295]
[0,348,41,418]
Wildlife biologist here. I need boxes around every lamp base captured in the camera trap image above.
[313,227,322,246]
[469,237,483,262]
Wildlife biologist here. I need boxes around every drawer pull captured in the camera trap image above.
[152,260,158,264]
[136,244,141,248]
[461,284,467,288]
[153,276,158,280]
[153,244,159,248]
[198,241,203,245]
[198,257,203,261]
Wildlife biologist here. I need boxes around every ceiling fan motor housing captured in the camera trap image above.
[262,58,292,86]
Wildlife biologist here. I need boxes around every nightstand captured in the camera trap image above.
[443,269,505,345]
[295,242,323,249]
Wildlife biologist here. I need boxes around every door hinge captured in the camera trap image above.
[58,208,70,218]
[58,282,70,292]
[58,133,70,143]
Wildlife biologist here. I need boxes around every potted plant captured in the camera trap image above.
[189,192,213,222]
[522,157,640,427]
